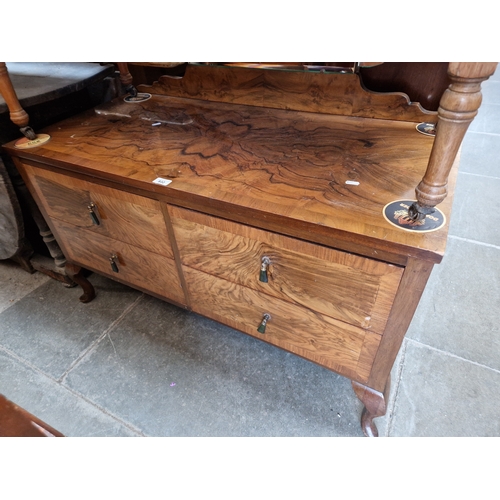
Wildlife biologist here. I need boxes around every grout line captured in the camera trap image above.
[407,338,500,375]
[59,385,147,436]
[459,171,500,181]
[0,344,61,385]
[0,344,145,436]
[448,235,500,250]
[58,293,145,383]
[385,339,408,437]
[0,269,52,316]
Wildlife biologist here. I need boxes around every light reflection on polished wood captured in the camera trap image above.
[138,64,437,122]
[7,94,451,264]
[3,62,494,437]
[170,205,403,332]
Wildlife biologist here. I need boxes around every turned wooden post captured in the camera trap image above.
[116,62,137,96]
[0,62,36,139]
[409,62,497,220]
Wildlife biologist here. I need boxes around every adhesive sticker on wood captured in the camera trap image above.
[14,134,51,149]
[416,123,436,136]
[152,178,172,186]
[124,93,152,103]
[383,200,446,232]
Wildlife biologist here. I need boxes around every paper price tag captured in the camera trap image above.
[152,178,172,186]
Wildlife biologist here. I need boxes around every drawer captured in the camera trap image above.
[23,163,174,259]
[170,206,403,332]
[183,266,381,383]
[52,219,186,306]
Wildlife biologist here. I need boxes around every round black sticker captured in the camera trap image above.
[416,122,436,136]
[383,200,446,232]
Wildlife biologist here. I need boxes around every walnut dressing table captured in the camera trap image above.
[2,62,496,436]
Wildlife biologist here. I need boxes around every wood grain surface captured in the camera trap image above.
[23,162,174,259]
[51,218,186,305]
[170,205,402,332]
[138,64,436,122]
[3,94,457,264]
[366,257,434,391]
[2,63,478,436]
[183,266,381,383]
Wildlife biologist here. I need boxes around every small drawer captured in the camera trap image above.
[52,219,186,306]
[183,266,381,383]
[24,163,173,259]
[170,206,403,332]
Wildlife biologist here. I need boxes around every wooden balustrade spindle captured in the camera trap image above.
[0,62,36,139]
[409,62,498,220]
[116,62,137,96]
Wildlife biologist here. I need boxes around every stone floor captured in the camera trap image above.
[0,67,498,437]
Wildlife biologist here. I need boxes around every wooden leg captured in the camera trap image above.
[8,168,74,284]
[0,62,36,139]
[352,376,391,437]
[409,62,497,220]
[116,62,137,97]
[10,244,35,273]
[65,263,96,303]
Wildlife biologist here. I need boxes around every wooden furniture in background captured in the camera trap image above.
[2,62,496,436]
[0,63,36,140]
[358,62,451,111]
[0,62,116,279]
[0,394,63,437]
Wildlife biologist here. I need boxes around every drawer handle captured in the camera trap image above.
[259,256,271,283]
[109,254,119,273]
[257,313,271,334]
[88,202,100,226]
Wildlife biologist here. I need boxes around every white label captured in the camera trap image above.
[152,178,172,186]
[345,180,360,186]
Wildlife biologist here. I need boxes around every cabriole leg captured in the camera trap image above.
[352,375,391,437]
[65,263,96,303]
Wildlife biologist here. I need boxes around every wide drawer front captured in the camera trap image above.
[184,266,381,383]
[170,206,403,332]
[23,163,174,259]
[52,219,186,306]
